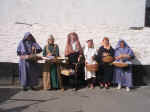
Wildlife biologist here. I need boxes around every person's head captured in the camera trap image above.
[67,32,79,43]
[26,34,33,41]
[23,32,36,42]
[103,37,109,46]
[87,39,94,48]
[48,35,55,44]
[120,40,125,48]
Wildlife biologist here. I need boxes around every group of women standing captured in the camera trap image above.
[17,32,135,92]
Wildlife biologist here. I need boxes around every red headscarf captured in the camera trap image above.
[65,32,82,56]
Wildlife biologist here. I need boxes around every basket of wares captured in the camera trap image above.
[112,62,128,68]
[61,69,74,76]
[86,63,99,72]
[26,55,42,61]
[102,56,114,63]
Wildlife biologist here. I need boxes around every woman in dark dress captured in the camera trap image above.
[96,37,114,89]
[64,32,84,90]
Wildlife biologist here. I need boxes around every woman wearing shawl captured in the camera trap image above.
[114,40,134,92]
[84,39,97,89]
[42,35,63,90]
[96,37,114,89]
[64,32,84,91]
[17,32,42,91]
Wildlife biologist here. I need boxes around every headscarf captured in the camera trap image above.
[17,32,42,55]
[65,32,82,56]
[115,39,134,59]
[115,39,130,50]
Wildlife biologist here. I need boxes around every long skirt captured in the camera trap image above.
[96,64,113,84]
[114,66,133,88]
[43,63,62,90]
[85,68,96,80]
[19,59,39,87]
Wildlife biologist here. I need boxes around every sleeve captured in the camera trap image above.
[17,41,23,56]
[94,49,98,55]
[33,43,42,54]
[55,45,59,57]
[109,47,115,57]
[84,47,88,58]
[114,49,119,57]
[128,48,135,59]
[94,47,102,63]
[43,46,47,57]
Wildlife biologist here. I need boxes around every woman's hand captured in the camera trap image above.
[115,56,120,60]
[78,55,82,62]
[119,54,130,59]
[47,53,52,57]
[123,54,130,58]
[103,52,109,57]
[85,61,88,65]
[20,55,25,60]
[20,55,29,60]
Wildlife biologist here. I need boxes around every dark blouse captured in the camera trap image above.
[95,46,114,64]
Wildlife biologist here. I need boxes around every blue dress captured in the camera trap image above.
[114,40,134,88]
[17,32,42,87]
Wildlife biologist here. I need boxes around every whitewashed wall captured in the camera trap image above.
[0,0,146,26]
[0,0,149,65]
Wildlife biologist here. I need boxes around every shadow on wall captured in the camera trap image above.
[0,62,43,86]
[0,61,149,87]
[145,0,150,27]
[132,58,148,86]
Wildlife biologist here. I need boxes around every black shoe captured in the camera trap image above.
[73,88,78,91]
[23,87,28,91]
[30,86,39,91]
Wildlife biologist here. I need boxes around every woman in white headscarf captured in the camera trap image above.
[84,39,97,89]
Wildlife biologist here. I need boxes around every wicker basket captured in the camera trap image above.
[86,63,99,72]
[61,69,73,76]
[112,62,128,68]
[26,55,42,61]
[102,56,114,63]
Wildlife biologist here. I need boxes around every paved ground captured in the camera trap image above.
[0,85,150,112]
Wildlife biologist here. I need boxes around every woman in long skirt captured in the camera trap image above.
[84,39,97,89]
[17,32,42,91]
[65,32,84,91]
[96,37,114,89]
[42,35,63,90]
[114,40,134,92]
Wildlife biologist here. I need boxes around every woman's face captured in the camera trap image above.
[70,35,76,43]
[103,39,109,46]
[88,41,93,48]
[120,41,125,48]
[26,35,32,41]
[48,39,54,44]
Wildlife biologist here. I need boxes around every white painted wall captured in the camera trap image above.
[0,0,150,65]
[0,0,146,27]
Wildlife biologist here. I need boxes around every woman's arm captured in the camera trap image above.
[55,45,59,57]
[43,46,47,57]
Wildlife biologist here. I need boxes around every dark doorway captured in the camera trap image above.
[145,0,150,27]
